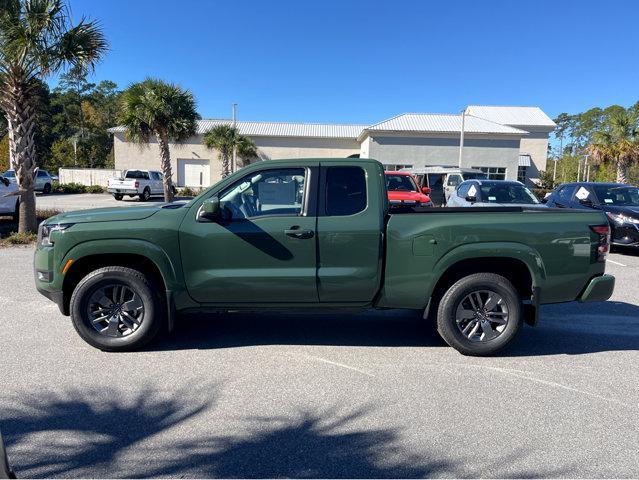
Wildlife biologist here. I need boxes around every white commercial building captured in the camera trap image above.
[109,105,555,188]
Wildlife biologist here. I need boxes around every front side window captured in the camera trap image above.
[457,182,472,198]
[37,170,48,178]
[220,168,306,220]
[592,186,639,206]
[325,166,366,216]
[555,185,576,203]
[473,166,507,181]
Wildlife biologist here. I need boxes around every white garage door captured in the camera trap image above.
[177,159,210,187]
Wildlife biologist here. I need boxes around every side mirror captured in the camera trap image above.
[198,197,222,221]
[0,177,8,187]
[465,194,477,203]
[421,187,431,194]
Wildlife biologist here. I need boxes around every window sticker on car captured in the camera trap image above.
[467,185,477,197]
[575,187,590,200]
[488,196,496,201]
[604,198,613,203]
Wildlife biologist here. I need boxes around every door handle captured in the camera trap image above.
[284,226,314,239]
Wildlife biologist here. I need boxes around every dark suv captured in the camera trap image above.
[545,182,639,247]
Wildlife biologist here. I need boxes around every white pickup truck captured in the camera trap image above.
[107,170,174,201]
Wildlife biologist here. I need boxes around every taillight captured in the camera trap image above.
[589,224,610,262]
[134,181,139,188]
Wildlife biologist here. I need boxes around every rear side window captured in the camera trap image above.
[325,166,366,216]
[447,174,462,187]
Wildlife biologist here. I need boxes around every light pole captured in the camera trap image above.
[458,109,466,168]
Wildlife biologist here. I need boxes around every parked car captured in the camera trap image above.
[385,171,433,207]
[0,175,19,219]
[2,169,54,194]
[35,158,614,356]
[400,166,487,206]
[545,182,639,247]
[447,180,545,208]
[107,169,172,201]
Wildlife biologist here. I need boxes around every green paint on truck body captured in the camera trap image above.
[35,158,613,319]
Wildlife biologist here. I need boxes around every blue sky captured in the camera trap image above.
[69,0,639,125]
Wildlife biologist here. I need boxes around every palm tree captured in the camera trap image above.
[118,79,200,202]
[0,0,107,232]
[588,110,639,184]
[203,124,258,178]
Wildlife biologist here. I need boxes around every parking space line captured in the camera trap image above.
[608,259,627,267]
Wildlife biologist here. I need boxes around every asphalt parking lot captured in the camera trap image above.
[36,192,190,211]
[0,246,637,478]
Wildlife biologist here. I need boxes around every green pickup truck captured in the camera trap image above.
[35,158,615,356]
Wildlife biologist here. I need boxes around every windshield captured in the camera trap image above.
[593,185,639,206]
[386,174,417,192]
[480,182,539,204]
[3,171,15,178]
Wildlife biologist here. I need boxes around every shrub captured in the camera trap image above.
[532,188,554,201]
[86,185,105,194]
[178,186,200,197]
[0,231,37,246]
[53,182,87,194]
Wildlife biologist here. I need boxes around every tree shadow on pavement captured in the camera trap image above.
[0,388,458,478]
[0,385,213,478]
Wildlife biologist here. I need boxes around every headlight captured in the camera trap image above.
[38,223,74,247]
[606,212,639,225]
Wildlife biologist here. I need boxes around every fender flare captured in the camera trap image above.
[61,238,181,291]
[425,241,547,300]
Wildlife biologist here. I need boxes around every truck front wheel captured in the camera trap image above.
[436,273,522,356]
[69,266,164,351]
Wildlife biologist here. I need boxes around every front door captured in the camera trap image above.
[0,178,15,214]
[179,165,318,303]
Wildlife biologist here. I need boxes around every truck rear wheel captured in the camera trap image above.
[436,273,522,356]
[69,266,164,351]
[140,187,151,201]
[113,194,123,201]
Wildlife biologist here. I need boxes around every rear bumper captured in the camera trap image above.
[107,188,139,195]
[578,274,615,302]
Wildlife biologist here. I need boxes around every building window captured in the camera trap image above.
[473,166,507,180]
[384,164,413,172]
[517,166,527,183]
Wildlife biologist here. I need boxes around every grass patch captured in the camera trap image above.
[0,231,37,246]
[0,208,62,246]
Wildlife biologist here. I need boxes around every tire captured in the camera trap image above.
[69,266,164,351]
[42,183,51,194]
[171,185,177,196]
[113,194,123,201]
[140,188,151,201]
[436,273,522,356]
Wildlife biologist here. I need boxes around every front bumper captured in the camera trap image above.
[578,274,615,302]
[36,284,66,314]
[34,246,67,315]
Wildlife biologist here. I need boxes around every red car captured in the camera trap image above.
[385,171,433,207]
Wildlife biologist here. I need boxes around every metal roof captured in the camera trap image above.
[109,120,366,139]
[362,113,528,137]
[466,106,556,128]
[518,154,532,167]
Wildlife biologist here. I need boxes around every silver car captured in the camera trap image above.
[2,169,55,194]
[447,179,545,208]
